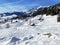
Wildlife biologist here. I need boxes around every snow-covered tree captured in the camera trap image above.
[28,20,32,25]
[6,23,10,28]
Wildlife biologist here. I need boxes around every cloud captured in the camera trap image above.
[0,5,28,13]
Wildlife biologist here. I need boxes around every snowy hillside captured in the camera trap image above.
[0,14,60,45]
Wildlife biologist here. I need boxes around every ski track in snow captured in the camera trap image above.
[0,14,60,45]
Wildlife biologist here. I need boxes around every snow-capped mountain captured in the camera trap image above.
[0,12,28,17]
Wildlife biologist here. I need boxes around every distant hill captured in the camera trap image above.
[0,12,29,17]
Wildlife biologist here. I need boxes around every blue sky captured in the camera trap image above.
[0,0,60,13]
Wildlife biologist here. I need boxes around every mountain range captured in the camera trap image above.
[0,3,60,22]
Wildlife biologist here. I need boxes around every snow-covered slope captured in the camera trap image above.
[0,14,60,45]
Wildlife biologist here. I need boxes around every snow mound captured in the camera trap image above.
[0,14,60,45]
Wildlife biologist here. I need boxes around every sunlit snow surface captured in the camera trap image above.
[0,15,60,45]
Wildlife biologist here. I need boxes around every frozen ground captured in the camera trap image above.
[0,14,60,45]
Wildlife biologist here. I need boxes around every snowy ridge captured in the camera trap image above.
[37,6,49,9]
[0,14,17,19]
[0,14,60,45]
